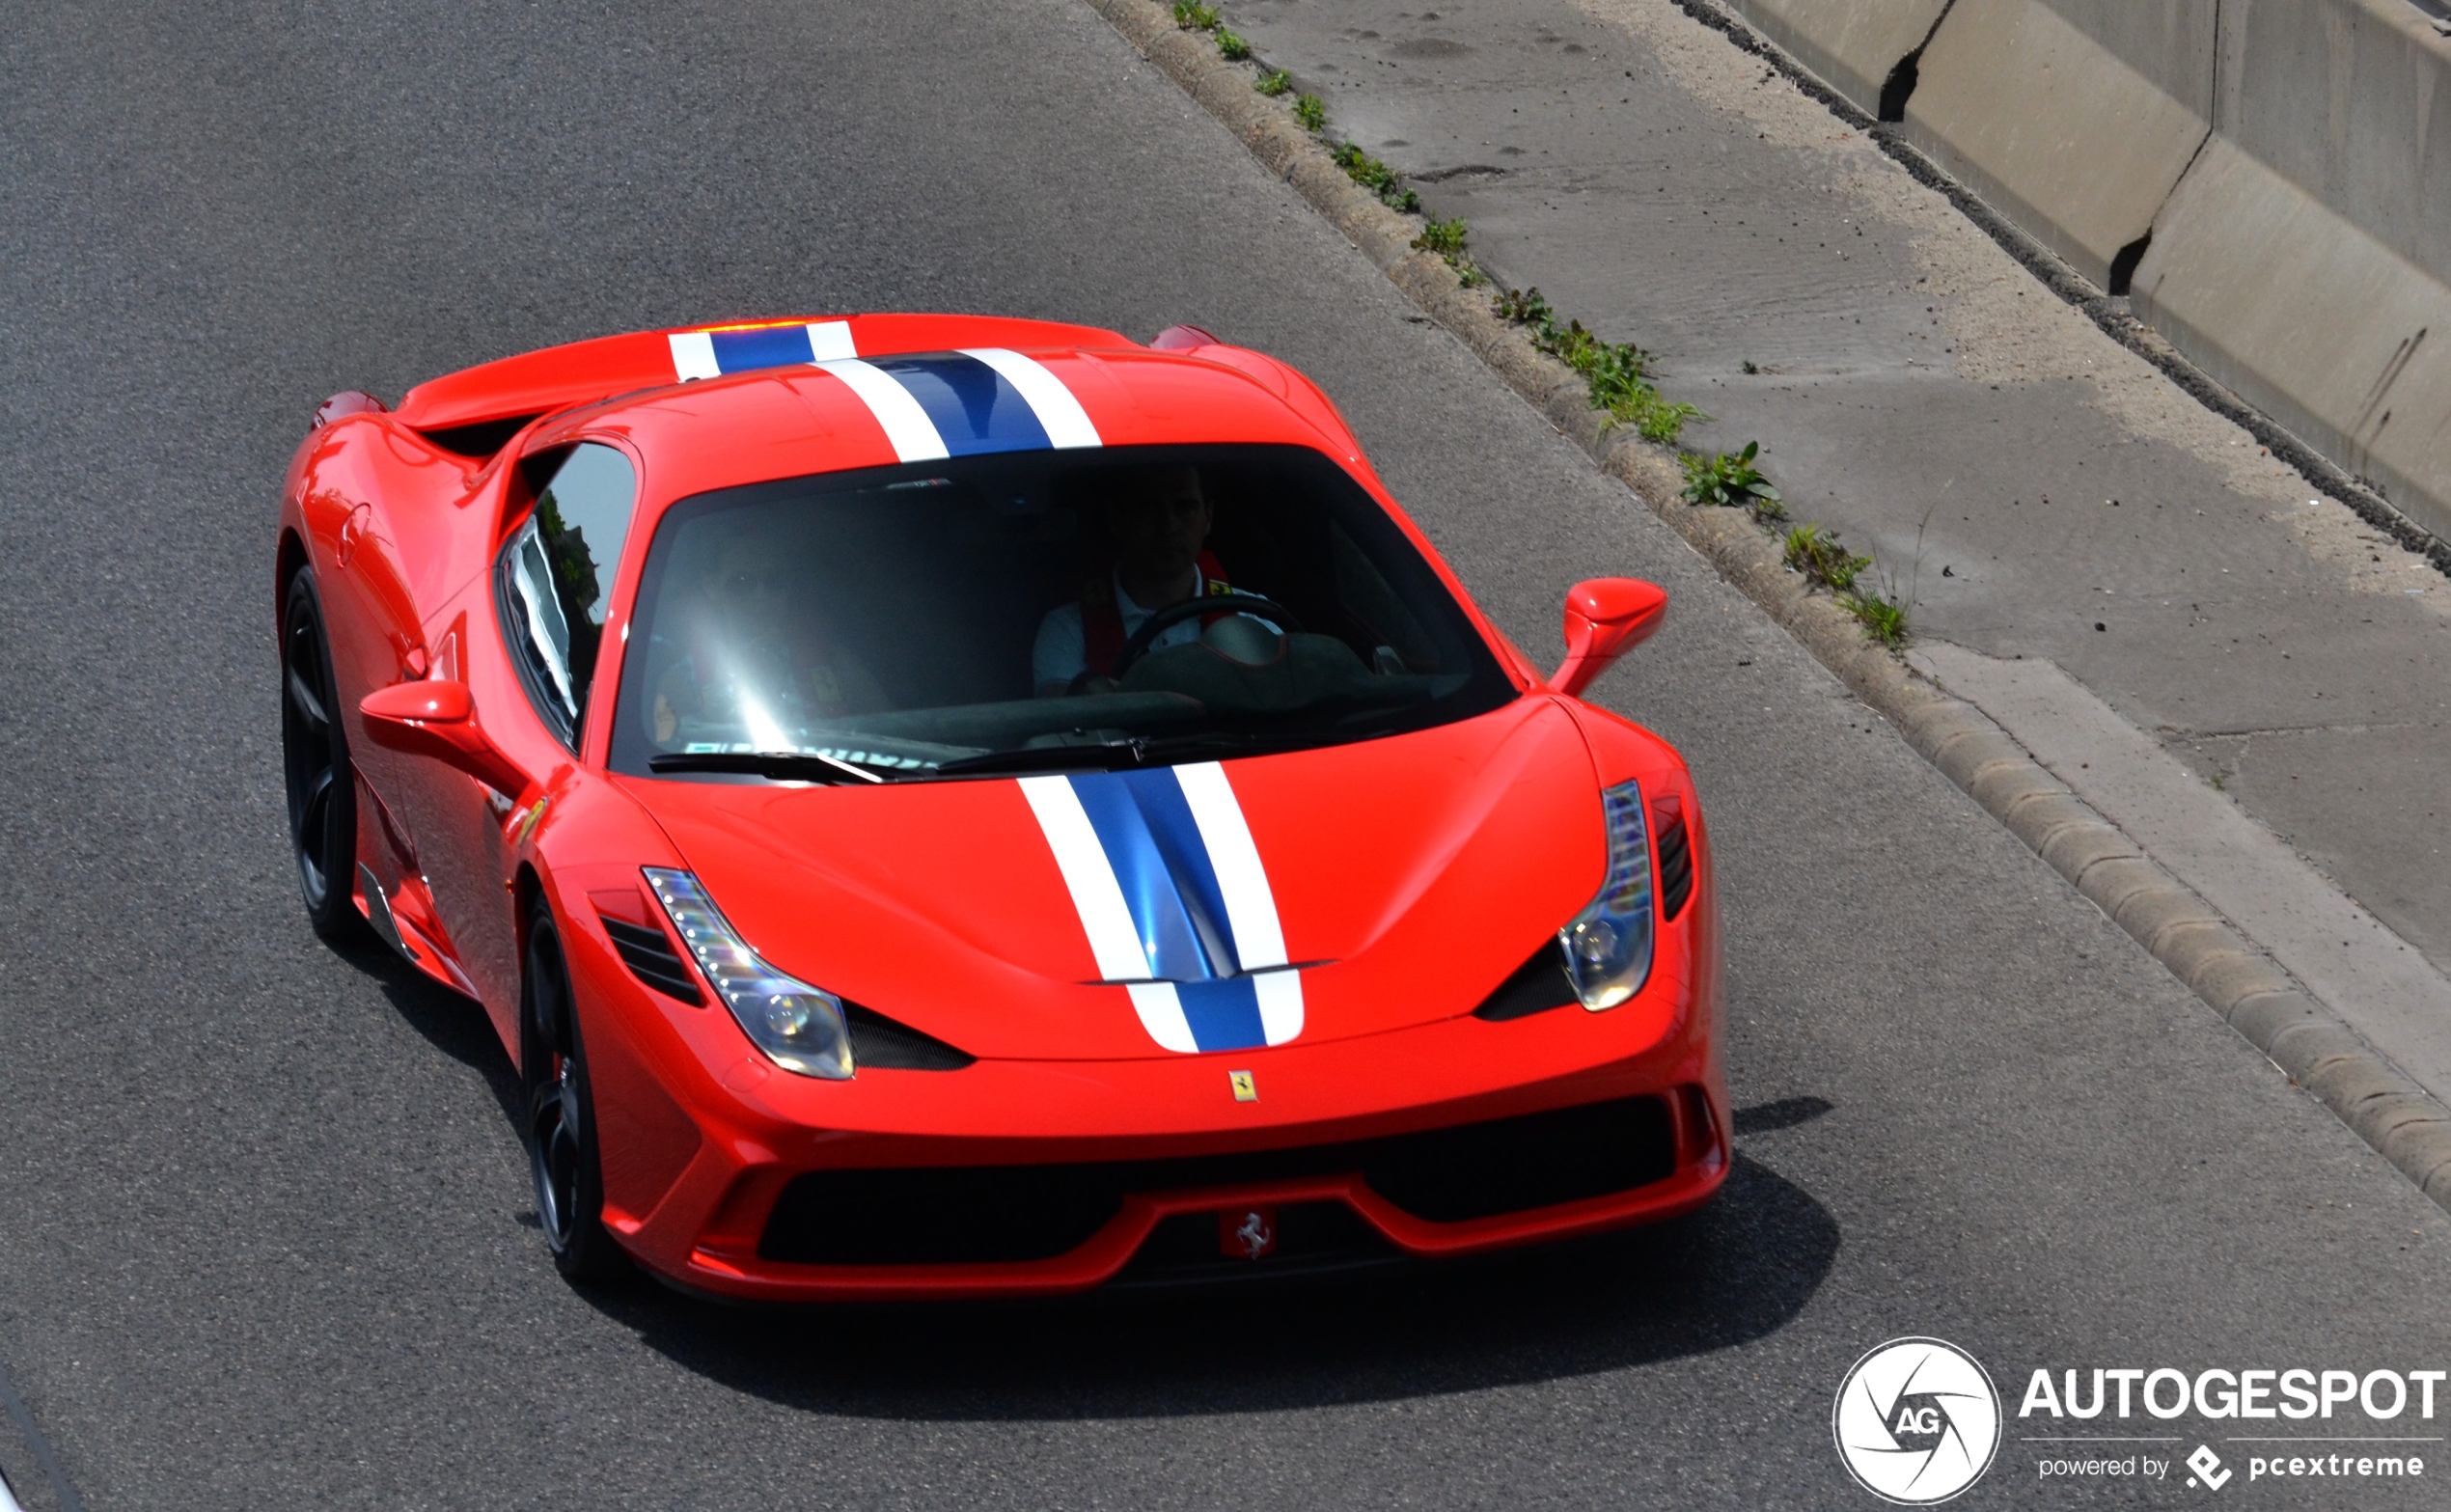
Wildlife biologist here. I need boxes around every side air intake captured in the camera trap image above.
[1657,811,1694,922]
[600,915,702,1004]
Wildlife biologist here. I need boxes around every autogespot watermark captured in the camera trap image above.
[1836,1341,2447,1498]
[2020,1366,2439,1491]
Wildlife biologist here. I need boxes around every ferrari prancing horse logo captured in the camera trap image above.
[1228,1069,1257,1102]
[1220,1207,1278,1260]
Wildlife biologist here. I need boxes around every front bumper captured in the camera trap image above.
[580,943,1727,1302]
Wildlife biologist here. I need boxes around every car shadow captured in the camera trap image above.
[575,1150,1837,1418]
[330,928,527,1127]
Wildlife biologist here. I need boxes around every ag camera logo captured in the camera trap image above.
[1834,1337,2002,1503]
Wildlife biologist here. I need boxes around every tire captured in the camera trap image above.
[523,898,630,1283]
[281,570,367,942]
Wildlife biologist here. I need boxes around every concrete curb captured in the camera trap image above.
[1082,0,2451,1215]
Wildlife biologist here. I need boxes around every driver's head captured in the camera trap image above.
[1102,465,1211,583]
[704,530,791,628]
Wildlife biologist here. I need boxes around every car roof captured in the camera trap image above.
[391,315,1367,508]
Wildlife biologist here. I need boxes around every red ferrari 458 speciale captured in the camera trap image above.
[275,314,1726,1300]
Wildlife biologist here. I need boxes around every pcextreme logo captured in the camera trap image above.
[1833,1337,2003,1504]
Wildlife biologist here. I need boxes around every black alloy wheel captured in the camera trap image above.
[281,571,365,941]
[523,899,628,1282]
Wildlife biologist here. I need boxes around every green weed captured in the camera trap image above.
[1173,1,1220,29]
[1840,591,1910,646]
[1680,442,1782,515]
[1495,287,1705,444]
[1216,28,1252,60]
[1782,523,1870,591]
[1255,69,1292,96]
[1412,217,1468,257]
[1294,93,1327,131]
[1331,141,1418,211]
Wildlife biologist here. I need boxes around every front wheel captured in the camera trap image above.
[281,571,366,942]
[523,900,629,1283]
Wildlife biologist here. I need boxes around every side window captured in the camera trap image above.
[499,443,637,747]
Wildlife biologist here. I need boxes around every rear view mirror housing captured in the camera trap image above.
[359,680,533,799]
[1550,578,1667,698]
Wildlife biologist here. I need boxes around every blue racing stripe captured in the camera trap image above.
[1113,767,1239,975]
[872,353,1053,455]
[1172,977,1270,1053]
[709,325,816,372]
[1066,770,1234,982]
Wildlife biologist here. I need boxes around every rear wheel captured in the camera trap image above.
[523,900,629,1283]
[281,571,365,942]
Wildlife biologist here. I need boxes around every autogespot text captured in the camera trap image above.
[2020,1367,2439,1490]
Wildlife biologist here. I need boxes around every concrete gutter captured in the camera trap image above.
[1079,0,2451,1214]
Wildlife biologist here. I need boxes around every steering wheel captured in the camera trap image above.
[1071,592,1306,693]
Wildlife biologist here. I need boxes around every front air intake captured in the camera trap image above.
[758,1094,1678,1266]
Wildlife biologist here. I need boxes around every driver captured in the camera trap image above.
[1033,464,1258,695]
[649,527,886,746]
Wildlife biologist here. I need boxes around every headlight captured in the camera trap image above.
[645,867,853,1080]
[1558,779,1655,1010]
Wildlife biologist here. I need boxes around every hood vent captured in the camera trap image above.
[1473,941,1579,1022]
[842,1003,976,1071]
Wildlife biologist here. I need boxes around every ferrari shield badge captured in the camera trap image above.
[1228,1069,1257,1102]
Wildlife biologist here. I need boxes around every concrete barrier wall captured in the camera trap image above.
[2215,0,2451,291]
[1717,0,1950,114]
[1901,0,2214,288]
[2131,142,2451,534]
[1714,0,2451,536]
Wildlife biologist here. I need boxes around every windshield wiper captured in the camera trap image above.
[648,750,891,783]
[929,729,1321,779]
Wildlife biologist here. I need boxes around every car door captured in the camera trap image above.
[393,441,641,1018]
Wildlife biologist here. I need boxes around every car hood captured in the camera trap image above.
[626,696,1604,1061]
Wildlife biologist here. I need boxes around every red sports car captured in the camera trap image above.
[276,314,1725,1300]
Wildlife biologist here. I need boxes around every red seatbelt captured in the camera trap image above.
[1081,551,1229,677]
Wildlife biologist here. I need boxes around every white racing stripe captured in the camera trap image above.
[959,347,1103,449]
[1019,776,1148,982]
[806,320,856,361]
[668,330,720,381]
[814,357,951,461]
[1253,969,1304,1046]
[1126,982,1200,1055]
[1172,762,1288,969]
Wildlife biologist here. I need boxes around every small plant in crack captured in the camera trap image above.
[1412,217,1468,257]
[1782,523,1870,591]
[1293,93,1327,131]
[1840,589,1910,646]
[1331,141,1420,211]
[1680,442,1782,516]
[1173,1,1221,29]
[1255,68,1292,96]
[1495,287,1705,443]
[1411,216,1487,285]
[1216,28,1252,60]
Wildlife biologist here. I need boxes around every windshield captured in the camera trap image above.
[607,445,1514,783]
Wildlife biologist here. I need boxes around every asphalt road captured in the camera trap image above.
[1,2,2446,1508]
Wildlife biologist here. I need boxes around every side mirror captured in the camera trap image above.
[359,680,534,799]
[1550,578,1667,698]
